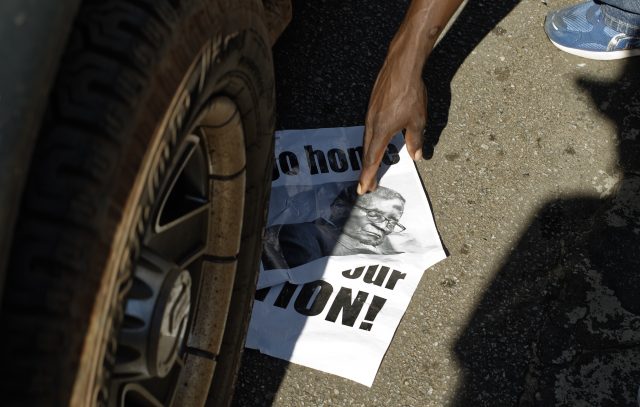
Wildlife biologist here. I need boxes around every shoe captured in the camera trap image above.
[544,1,640,60]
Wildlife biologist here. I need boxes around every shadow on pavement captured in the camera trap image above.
[423,0,520,159]
[453,58,640,406]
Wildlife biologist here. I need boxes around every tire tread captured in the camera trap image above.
[0,1,177,405]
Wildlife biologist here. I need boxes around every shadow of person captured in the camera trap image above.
[453,58,640,405]
[423,0,520,159]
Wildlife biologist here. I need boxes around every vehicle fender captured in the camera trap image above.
[0,0,82,303]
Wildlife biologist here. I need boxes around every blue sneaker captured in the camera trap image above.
[544,1,640,60]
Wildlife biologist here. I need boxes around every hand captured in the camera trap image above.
[356,0,466,195]
[358,57,427,195]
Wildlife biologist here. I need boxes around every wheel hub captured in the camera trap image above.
[115,251,191,379]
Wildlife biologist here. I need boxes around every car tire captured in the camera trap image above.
[0,0,274,406]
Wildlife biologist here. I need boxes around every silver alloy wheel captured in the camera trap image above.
[0,2,275,405]
[110,97,247,406]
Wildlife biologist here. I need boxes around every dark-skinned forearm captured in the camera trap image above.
[358,0,465,194]
[386,0,465,79]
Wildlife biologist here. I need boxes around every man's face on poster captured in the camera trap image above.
[342,195,405,246]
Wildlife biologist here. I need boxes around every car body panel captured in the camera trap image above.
[0,0,82,302]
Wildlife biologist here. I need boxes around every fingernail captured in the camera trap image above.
[357,183,364,195]
[414,149,423,161]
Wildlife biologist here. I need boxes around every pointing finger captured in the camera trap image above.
[358,124,393,195]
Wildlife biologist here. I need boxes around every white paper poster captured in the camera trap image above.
[246,126,446,386]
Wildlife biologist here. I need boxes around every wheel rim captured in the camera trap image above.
[106,96,247,407]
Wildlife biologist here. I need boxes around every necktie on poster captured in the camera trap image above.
[245,126,446,387]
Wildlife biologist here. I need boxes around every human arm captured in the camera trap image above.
[358,0,465,195]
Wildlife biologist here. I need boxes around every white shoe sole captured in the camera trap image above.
[549,38,640,60]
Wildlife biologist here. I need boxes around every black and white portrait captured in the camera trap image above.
[262,183,409,270]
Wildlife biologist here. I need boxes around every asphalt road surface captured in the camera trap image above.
[234,0,640,405]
